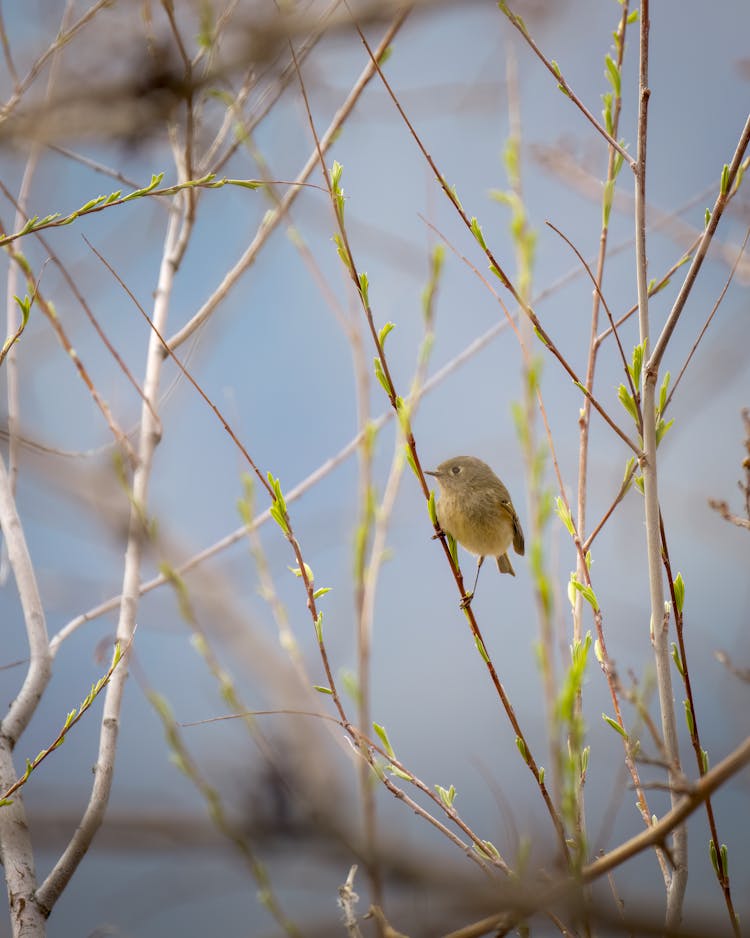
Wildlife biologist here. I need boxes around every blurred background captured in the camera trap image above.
[0,0,748,934]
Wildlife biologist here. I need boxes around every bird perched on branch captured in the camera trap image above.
[426,455,524,606]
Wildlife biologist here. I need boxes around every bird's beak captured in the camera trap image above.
[424,469,437,477]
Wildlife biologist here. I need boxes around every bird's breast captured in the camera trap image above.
[438,495,514,557]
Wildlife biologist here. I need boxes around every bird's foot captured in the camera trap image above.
[459,592,474,610]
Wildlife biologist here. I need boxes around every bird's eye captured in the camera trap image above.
[451,465,461,475]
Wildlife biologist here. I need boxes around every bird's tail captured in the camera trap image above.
[497,553,515,576]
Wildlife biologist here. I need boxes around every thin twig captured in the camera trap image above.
[305,5,572,865]
[648,112,750,373]
[165,12,409,352]
[634,0,688,924]
[660,513,740,934]
[498,1,633,167]
[665,226,750,412]
[546,220,641,432]
[350,9,641,458]
[36,197,187,917]
[0,0,112,122]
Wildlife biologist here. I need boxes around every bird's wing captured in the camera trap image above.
[499,498,525,556]
[511,510,525,556]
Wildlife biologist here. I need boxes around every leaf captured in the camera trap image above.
[330,160,343,191]
[629,342,645,387]
[378,321,395,347]
[655,417,674,445]
[571,578,600,613]
[18,216,39,236]
[684,699,695,736]
[358,272,369,306]
[720,163,730,195]
[488,263,508,285]
[228,179,262,190]
[373,722,396,759]
[447,532,458,567]
[555,497,575,536]
[733,157,747,194]
[602,713,628,738]
[435,783,456,808]
[470,217,487,251]
[289,562,314,583]
[373,356,392,397]
[570,632,591,668]
[621,456,637,494]
[479,839,500,859]
[122,173,165,202]
[79,195,107,212]
[446,182,463,211]
[618,384,639,422]
[673,572,685,614]
[709,838,720,875]
[504,136,519,180]
[474,635,489,663]
[269,502,289,534]
[533,326,549,348]
[267,473,287,512]
[489,188,512,206]
[658,371,671,414]
[604,54,621,95]
[602,178,614,226]
[332,232,350,269]
[551,60,568,95]
[421,244,445,321]
[388,764,412,781]
[515,736,529,763]
[313,685,333,695]
[0,294,32,365]
[428,490,438,526]
[395,395,411,436]
[404,445,419,479]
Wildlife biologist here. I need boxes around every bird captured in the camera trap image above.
[425,455,524,605]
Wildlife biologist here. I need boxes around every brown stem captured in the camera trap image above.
[659,512,740,935]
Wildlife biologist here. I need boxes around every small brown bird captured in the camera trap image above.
[425,456,525,604]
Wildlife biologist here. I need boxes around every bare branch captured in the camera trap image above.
[648,113,750,373]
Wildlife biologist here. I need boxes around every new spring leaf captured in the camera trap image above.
[373,723,396,760]
[602,713,628,738]
[373,356,393,397]
[378,321,394,347]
